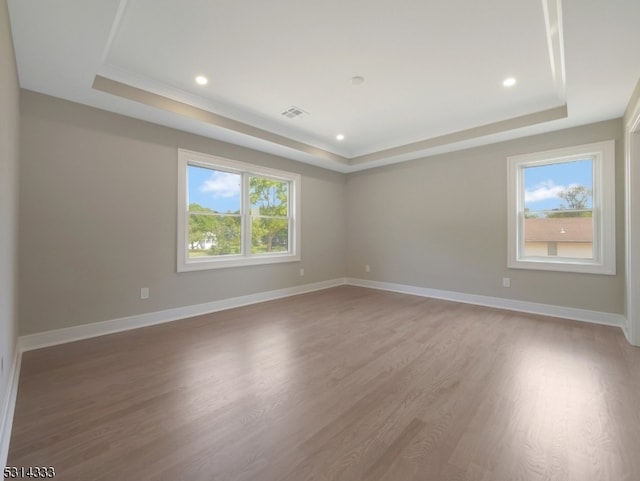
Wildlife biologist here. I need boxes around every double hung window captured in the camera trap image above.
[177,149,300,271]
[507,140,615,274]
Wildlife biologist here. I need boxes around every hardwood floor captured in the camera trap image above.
[7,286,640,481]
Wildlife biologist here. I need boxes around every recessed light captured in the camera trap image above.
[351,76,365,85]
[195,75,208,86]
[503,77,516,87]
[336,134,345,141]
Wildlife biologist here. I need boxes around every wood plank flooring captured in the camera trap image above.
[7,286,640,481]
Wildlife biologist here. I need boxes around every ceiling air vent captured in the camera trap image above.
[281,106,308,119]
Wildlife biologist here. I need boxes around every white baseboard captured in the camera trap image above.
[0,349,22,470]
[622,324,631,343]
[19,278,347,352]
[19,276,627,353]
[346,278,626,328]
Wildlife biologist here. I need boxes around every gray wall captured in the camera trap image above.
[18,91,347,335]
[16,89,631,336]
[0,0,20,423]
[346,119,626,314]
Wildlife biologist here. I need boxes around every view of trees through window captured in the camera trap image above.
[249,176,289,254]
[187,165,290,258]
[523,158,594,259]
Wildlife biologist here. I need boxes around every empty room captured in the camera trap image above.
[2,0,640,480]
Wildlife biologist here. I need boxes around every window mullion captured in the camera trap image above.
[242,173,251,257]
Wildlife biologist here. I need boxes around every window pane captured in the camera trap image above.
[188,165,241,214]
[523,215,593,259]
[249,177,288,217]
[522,159,593,260]
[524,159,593,214]
[188,214,241,257]
[251,218,289,254]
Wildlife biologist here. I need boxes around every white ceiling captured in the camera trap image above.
[7,0,640,173]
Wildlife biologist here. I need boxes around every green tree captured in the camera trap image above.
[189,178,290,256]
[188,203,241,256]
[188,203,215,250]
[559,185,591,210]
[249,177,289,253]
[210,215,241,255]
[547,185,593,218]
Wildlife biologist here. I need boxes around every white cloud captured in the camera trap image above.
[200,171,240,198]
[524,180,566,203]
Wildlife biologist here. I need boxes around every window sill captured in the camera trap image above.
[508,257,616,275]
[178,252,301,272]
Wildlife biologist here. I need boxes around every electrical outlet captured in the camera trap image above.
[502,277,511,288]
[299,268,305,276]
[365,264,371,273]
[141,287,149,299]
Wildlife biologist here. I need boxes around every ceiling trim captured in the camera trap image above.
[93,75,350,167]
[93,74,568,170]
[542,0,567,99]
[349,105,568,165]
[98,0,130,66]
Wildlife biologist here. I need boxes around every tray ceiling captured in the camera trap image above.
[7,0,640,172]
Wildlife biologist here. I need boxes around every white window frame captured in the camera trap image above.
[507,140,616,275]
[177,149,301,272]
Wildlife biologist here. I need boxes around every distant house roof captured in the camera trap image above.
[524,217,593,242]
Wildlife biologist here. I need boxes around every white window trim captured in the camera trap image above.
[507,140,616,275]
[177,149,301,272]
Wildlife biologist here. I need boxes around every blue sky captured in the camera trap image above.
[524,159,593,212]
[188,160,593,214]
[188,165,240,213]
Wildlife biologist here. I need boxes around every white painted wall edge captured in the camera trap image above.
[346,278,626,328]
[19,278,347,352]
[0,349,22,471]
